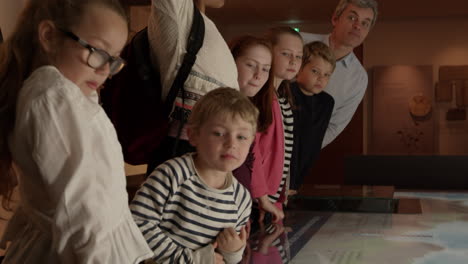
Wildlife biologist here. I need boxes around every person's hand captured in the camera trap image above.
[216,227,247,253]
[214,252,225,264]
[245,220,252,238]
[258,195,284,223]
[239,241,252,264]
[212,242,225,264]
[288,189,298,196]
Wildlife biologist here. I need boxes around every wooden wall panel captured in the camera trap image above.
[370,65,434,155]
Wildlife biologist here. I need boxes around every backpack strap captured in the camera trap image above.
[163,5,205,156]
[163,6,205,117]
[132,28,160,103]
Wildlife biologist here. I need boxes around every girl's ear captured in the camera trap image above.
[38,20,58,54]
[187,127,199,147]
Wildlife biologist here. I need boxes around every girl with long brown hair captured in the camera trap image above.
[229,31,302,227]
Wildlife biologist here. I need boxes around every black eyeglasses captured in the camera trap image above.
[59,29,126,76]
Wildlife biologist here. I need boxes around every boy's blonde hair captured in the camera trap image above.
[188,87,259,134]
[302,41,336,72]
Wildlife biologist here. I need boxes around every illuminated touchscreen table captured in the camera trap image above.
[244,191,468,264]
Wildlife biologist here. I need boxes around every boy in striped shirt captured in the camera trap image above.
[131,88,257,264]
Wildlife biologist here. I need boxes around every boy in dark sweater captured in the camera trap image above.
[290,41,336,194]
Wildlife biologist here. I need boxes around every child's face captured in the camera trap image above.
[53,4,128,96]
[272,34,303,82]
[235,44,272,97]
[296,56,333,95]
[189,112,254,175]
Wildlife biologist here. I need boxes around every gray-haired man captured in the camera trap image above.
[301,0,378,147]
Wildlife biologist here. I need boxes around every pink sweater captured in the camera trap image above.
[250,97,285,200]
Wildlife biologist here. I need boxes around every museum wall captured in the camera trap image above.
[364,18,468,155]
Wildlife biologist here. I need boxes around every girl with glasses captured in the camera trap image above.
[0,0,153,263]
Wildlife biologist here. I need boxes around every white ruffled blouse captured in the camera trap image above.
[0,66,153,263]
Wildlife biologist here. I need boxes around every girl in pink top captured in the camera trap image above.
[230,33,300,224]
[257,27,304,222]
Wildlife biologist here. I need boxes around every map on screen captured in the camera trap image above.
[291,192,468,264]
